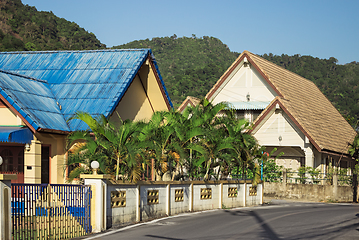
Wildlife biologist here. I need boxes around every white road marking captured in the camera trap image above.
[83,209,220,240]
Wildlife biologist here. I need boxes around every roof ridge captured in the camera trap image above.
[246,51,316,86]
[0,49,150,55]
[0,69,48,83]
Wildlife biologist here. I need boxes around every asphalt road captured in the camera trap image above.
[84,201,359,240]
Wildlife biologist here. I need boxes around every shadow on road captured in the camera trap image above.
[224,209,281,239]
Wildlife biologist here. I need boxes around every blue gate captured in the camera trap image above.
[12,183,92,239]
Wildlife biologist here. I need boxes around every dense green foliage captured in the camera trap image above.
[0,0,104,51]
[113,35,239,106]
[66,100,273,183]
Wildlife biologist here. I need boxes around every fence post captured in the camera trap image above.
[282,169,287,195]
[0,174,17,240]
[243,181,247,207]
[166,183,171,216]
[260,182,264,205]
[189,182,193,211]
[333,173,338,200]
[136,184,141,222]
[80,174,110,233]
[219,182,223,209]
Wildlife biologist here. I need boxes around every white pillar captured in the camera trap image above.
[166,183,170,216]
[0,174,16,240]
[136,184,141,222]
[81,174,110,233]
[304,144,314,168]
[24,140,42,184]
[219,183,223,209]
[189,183,193,211]
[243,182,247,207]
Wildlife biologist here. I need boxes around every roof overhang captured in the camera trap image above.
[0,93,37,133]
[229,101,270,110]
[0,126,33,144]
[321,150,353,159]
[147,55,173,110]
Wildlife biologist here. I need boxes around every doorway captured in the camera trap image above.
[41,146,50,183]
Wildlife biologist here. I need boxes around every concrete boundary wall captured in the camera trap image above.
[264,182,358,202]
[222,182,246,208]
[103,180,263,228]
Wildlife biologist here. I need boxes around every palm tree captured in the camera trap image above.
[138,110,186,181]
[67,112,143,182]
[222,115,259,180]
[66,113,112,181]
[183,99,232,180]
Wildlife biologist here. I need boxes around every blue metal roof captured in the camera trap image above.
[0,70,69,131]
[0,126,33,144]
[0,49,173,132]
[229,101,270,110]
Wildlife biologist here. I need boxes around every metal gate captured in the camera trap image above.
[11,183,92,239]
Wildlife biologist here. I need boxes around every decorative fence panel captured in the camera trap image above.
[12,183,91,239]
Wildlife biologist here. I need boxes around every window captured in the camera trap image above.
[17,150,24,172]
[0,149,13,172]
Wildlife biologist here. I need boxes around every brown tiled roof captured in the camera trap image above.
[208,51,357,154]
[178,96,201,112]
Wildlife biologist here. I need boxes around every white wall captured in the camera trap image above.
[222,183,245,208]
[107,181,263,227]
[107,185,137,227]
[253,108,305,148]
[193,184,220,211]
[170,184,191,215]
[211,63,277,104]
[246,183,263,206]
[140,185,167,221]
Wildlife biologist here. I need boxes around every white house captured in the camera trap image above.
[205,51,357,174]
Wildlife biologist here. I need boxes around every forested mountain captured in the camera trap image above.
[0,0,358,124]
[114,37,359,123]
[0,0,104,51]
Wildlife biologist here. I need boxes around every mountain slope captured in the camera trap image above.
[0,0,104,51]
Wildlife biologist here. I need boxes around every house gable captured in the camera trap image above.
[0,99,21,126]
[110,57,171,123]
[110,75,155,122]
[178,96,201,113]
[252,104,305,148]
[209,58,278,104]
[140,58,171,112]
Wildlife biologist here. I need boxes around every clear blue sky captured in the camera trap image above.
[22,0,359,64]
